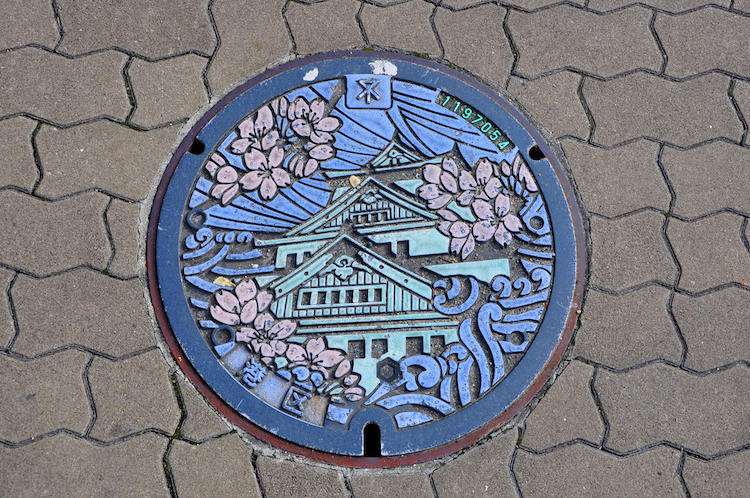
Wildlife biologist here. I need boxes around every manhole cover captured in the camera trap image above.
[148,52,584,465]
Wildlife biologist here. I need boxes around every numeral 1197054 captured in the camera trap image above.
[437,92,513,151]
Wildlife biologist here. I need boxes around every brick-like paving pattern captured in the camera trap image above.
[0,0,749,496]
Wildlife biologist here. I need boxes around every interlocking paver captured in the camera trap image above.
[662,142,750,218]
[256,455,348,498]
[129,55,209,129]
[506,72,588,138]
[0,117,37,191]
[361,1,440,55]
[0,350,90,442]
[574,287,682,369]
[12,269,154,357]
[286,0,363,54]
[657,8,750,79]
[350,473,434,498]
[737,0,750,12]
[0,48,129,126]
[589,0,729,12]
[673,288,750,371]
[0,0,58,51]
[106,199,141,279]
[88,349,179,441]
[562,139,669,217]
[177,377,229,442]
[0,433,170,497]
[514,444,683,497]
[36,121,179,200]
[434,4,513,85]
[440,0,493,9]
[208,0,291,96]
[585,73,742,147]
[169,434,261,498]
[0,190,110,276]
[432,430,517,498]
[683,451,750,498]
[522,361,602,450]
[56,0,215,58]
[589,211,676,292]
[0,268,15,349]
[596,363,750,455]
[667,213,750,293]
[509,6,660,79]
[734,79,750,147]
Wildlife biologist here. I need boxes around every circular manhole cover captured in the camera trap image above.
[148,52,584,466]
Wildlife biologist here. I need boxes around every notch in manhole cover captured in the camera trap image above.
[147,52,585,467]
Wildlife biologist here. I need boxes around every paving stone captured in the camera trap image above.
[673,287,750,371]
[0,117,37,191]
[509,6,660,79]
[36,121,179,200]
[732,79,750,147]
[515,444,683,497]
[361,1,440,55]
[129,55,209,128]
[286,0,363,54]
[589,0,729,11]
[562,140,669,217]
[574,287,682,369]
[12,269,154,357]
[434,4,513,85]
[585,73,742,147]
[0,48,130,126]
[89,349,180,441]
[0,0,59,50]
[350,473,434,498]
[736,0,750,13]
[440,0,494,9]
[507,72,587,138]
[657,8,750,79]
[0,350,90,442]
[667,213,750,293]
[0,268,15,349]
[596,363,750,455]
[177,377,229,442]
[683,451,750,498]
[432,430,517,498]
[56,0,215,58]
[106,199,141,279]
[0,190,110,276]
[0,432,170,497]
[589,211,676,292]
[662,142,750,218]
[256,455,348,498]
[170,434,261,498]
[522,361,602,450]
[208,0,291,97]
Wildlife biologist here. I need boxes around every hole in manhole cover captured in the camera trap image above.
[147,52,585,467]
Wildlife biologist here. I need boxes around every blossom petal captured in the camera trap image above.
[303,158,318,177]
[291,118,311,137]
[239,171,264,190]
[494,194,511,217]
[519,164,538,192]
[238,118,254,138]
[292,97,310,119]
[216,166,238,184]
[442,157,458,176]
[210,305,239,325]
[473,220,496,242]
[502,214,523,232]
[437,221,452,236]
[259,342,275,359]
[316,116,340,132]
[205,160,219,177]
[271,168,291,188]
[484,177,502,199]
[309,144,333,161]
[494,224,513,247]
[440,171,458,194]
[250,339,262,353]
[289,154,304,177]
[216,289,240,312]
[334,359,351,378]
[235,280,257,303]
[310,131,332,144]
[418,183,440,200]
[261,130,279,151]
[428,194,452,209]
[254,105,274,137]
[231,138,250,154]
[461,234,475,260]
[244,149,267,171]
[344,387,364,401]
[210,183,232,200]
[221,184,239,206]
[437,209,458,222]
[254,312,274,331]
[309,99,325,121]
[286,344,306,362]
[303,337,324,358]
[450,236,467,255]
[269,319,297,340]
[424,164,441,184]
[315,349,344,368]
[259,177,278,200]
[236,328,256,342]
[476,159,493,183]
[239,300,257,324]
[271,96,288,117]
[472,199,494,221]
[269,339,288,356]
[456,190,474,206]
[449,221,471,239]
[459,170,477,191]
[256,291,273,312]
[500,160,512,176]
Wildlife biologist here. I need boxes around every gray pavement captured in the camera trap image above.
[1,0,750,496]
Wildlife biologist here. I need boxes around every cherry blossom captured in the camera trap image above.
[286,96,341,178]
[436,209,476,260]
[456,158,503,207]
[231,104,281,154]
[236,313,297,365]
[471,195,523,248]
[418,157,459,209]
[286,337,345,377]
[209,279,273,327]
[239,147,290,200]
[205,153,242,206]
[497,154,538,193]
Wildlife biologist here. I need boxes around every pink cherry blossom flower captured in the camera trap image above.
[418,157,460,209]
[231,104,281,154]
[209,280,273,327]
[329,359,365,401]
[286,337,345,377]
[436,209,476,260]
[288,96,341,145]
[497,154,538,193]
[288,142,334,178]
[470,194,523,248]
[205,153,243,206]
[239,147,290,200]
[236,313,297,365]
[456,158,503,207]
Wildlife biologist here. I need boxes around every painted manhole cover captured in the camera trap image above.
[148,52,584,465]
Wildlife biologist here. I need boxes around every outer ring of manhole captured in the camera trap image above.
[147,52,585,467]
